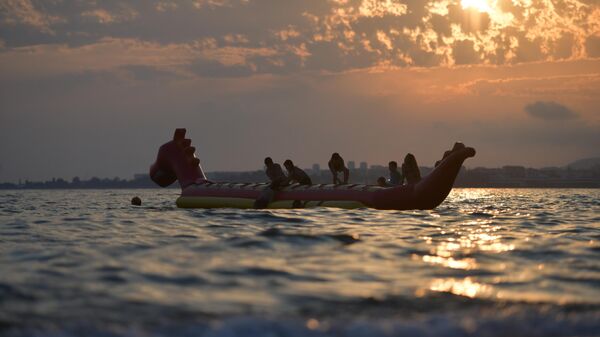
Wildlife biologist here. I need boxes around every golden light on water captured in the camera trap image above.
[420,255,477,270]
[415,190,519,300]
[430,277,491,298]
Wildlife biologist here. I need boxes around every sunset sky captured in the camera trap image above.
[0,0,599,182]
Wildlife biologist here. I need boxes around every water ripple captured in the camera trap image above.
[0,188,599,335]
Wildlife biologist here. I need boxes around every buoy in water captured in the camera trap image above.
[131,196,142,206]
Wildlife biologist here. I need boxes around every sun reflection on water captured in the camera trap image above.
[430,277,491,298]
[415,191,519,300]
[428,219,516,257]
[418,254,477,270]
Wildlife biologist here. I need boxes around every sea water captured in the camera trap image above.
[1,189,599,336]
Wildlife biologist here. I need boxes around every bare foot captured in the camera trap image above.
[451,142,466,152]
[436,143,466,167]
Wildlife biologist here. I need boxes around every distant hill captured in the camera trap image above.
[567,157,600,170]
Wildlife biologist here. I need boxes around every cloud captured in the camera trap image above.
[0,36,282,80]
[453,39,481,64]
[120,65,183,81]
[81,8,139,24]
[586,35,600,57]
[1,0,599,73]
[447,61,600,100]
[191,0,242,10]
[189,58,254,78]
[0,0,64,34]
[358,0,408,17]
[448,4,491,33]
[0,38,198,79]
[525,101,579,121]
[155,1,178,13]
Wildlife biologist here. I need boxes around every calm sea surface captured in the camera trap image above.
[1,189,599,336]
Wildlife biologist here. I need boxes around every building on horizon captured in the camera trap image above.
[348,161,356,170]
[358,162,369,184]
[2,161,600,189]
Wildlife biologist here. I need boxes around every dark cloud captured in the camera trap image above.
[304,41,352,72]
[1,0,597,74]
[586,35,600,57]
[552,33,575,59]
[430,14,451,37]
[453,39,480,65]
[120,65,182,81]
[189,58,255,78]
[525,101,579,121]
[514,35,544,63]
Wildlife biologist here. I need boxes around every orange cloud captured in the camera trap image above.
[81,8,138,24]
[0,0,64,34]
[0,37,279,80]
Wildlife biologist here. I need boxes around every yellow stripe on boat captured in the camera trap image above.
[176,196,366,209]
[177,197,255,209]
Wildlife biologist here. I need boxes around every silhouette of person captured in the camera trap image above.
[377,176,388,187]
[388,161,404,185]
[328,153,349,185]
[402,153,421,185]
[264,157,287,190]
[283,160,312,185]
[254,157,287,208]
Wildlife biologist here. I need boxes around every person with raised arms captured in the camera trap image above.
[328,153,350,185]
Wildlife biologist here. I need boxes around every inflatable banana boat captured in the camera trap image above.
[150,129,475,210]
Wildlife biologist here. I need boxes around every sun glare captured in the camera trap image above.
[461,0,492,13]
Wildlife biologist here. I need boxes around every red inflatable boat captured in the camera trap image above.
[150,129,475,209]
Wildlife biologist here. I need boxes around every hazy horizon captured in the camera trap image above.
[1,0,599,182]
[3,153,599,184]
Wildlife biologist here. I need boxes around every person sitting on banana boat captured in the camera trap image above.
[377,176,388,187]
[264,157,288,190]
[254,157,288,208]
[283,160,312,186]
[402,153,421,185]
[388,160,404,186]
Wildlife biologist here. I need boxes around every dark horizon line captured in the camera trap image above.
[3,161,600,183]
[1,163,599,189]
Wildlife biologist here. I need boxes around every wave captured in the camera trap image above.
[3,307,600,337]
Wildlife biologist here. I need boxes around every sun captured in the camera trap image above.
[461,0,493,13]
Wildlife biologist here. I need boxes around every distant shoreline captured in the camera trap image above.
[2,164,599,189]
[6,161,599,190]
